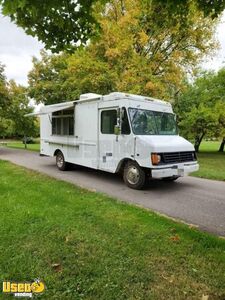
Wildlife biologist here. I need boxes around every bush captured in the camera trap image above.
[22,137,34,144]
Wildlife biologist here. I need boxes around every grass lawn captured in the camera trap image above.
[199,141,221,152]
[0,160,225,299]
[191,141,225,181]
[6,141,40,152]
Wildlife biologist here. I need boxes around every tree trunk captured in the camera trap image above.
[194,133,205,152]
[24,135,27,149]
[120,0,125,15]
[219,137,225,152]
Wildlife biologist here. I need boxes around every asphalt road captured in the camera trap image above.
[1,147,225,237]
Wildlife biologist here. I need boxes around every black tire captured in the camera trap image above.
[123,161,146,189]
[56,151,69,171]
[162,176,179,182]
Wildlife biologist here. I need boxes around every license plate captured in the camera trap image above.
[178,168,184,176]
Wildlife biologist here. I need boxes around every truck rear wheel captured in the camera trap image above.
[56,151,69,171]
[123,161,146,189]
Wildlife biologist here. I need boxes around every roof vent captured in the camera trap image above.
[79,93,102,100]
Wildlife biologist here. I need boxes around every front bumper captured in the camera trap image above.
[151,162,199,178]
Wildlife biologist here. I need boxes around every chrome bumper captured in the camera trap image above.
[151,162,199,178]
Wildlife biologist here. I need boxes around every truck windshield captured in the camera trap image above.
[128,108,178,135]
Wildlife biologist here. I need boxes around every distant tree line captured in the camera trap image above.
[0,63,39,140]
[174,69,225,152]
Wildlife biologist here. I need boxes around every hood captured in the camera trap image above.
[136,135,195,153]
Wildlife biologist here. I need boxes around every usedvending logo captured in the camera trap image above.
[2,279,45,298]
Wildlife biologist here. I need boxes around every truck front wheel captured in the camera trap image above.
[56,151,68,171]
[123,161,146,189]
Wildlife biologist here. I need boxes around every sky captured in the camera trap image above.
[202,11,225,70]
[0,14,44,86]
[0,12,225,86]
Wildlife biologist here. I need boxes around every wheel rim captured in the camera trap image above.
[56,153,64,168]
[127,166,140,185]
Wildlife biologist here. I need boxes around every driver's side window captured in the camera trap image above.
[101,110,117,134]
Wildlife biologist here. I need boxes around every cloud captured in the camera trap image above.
[202,12,225,71]
[0,14,44,86]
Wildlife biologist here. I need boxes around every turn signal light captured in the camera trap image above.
[151,153,161,165]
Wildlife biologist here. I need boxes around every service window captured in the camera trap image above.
[101,110,117,134]
[52,109,74,135]
[52,118,57,135]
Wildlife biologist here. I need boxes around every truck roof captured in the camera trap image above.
[78,92,171,107]
[26,92,171,117]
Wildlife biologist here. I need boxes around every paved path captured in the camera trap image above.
[1,147,225,236]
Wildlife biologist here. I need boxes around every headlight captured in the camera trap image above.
[151,153,161,165]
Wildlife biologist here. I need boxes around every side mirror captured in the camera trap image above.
[114,125,121,135]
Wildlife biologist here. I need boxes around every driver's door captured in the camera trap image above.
[98,107,118,172]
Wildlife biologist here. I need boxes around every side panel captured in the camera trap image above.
[98,107,135,173]
[70,102,98,169]
[134,137,151,168]
[40,103,98,171]
[40,114,52,155]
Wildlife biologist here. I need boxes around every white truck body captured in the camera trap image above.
[33,92,199,188]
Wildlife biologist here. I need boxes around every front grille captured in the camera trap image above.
[161,151,196,164]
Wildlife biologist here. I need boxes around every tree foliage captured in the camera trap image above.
[92,0,218,96]
[7,81,39,138]
[174,69,225,151]
[28,0,219,104]
[0,0,100,52]
[0,62,9,113]
[0,64,38,138]
[0,0,224,52]
[28,50,117,104]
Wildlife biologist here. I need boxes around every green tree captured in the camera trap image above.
[174,69,225,152]
[0,0,100,52]
[178,103,219,152]
[0,118,15,139]
[0,63,11,138]
[28,51,69,104]
[28,0,219,104]
[0,0,224,52]
[0,63,8,112]
[0,62,6,81]
[216,101,225,152]
[28,50,118,104]
[7,81,38,143]
[211,69,225,152]
[91,0,218,98]
[0,68,39,141]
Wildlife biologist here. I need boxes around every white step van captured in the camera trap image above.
[30,92,199,189]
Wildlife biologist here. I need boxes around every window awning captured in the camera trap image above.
[25,101,75,117]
